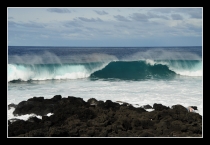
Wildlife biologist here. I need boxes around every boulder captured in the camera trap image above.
[153,103,170,111]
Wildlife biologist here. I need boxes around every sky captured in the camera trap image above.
[7,7,202,47]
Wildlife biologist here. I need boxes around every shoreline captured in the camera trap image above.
[8,95,202,137]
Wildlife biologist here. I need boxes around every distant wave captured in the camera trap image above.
[8,60,202,82]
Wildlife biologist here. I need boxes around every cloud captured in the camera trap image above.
[63,20,83,27]
[8,21,16,27]
[188,9,202,19]
[78,17,103,22]
[171,14,183,20]
[8,8,202,46]
[152,8,202,19]
[40,34,49,38]
[130,12,169,22]
[151,8,174,13]
[130,13,149,22]
[94,10,108,15]
[114,15,130,22]
[114,24,132,29]
[147,12,169,20]
[8,21,46,29]
[46,8,71,13]
[21,22,46,28]
[185,23,202,34]
[174,8,202,19]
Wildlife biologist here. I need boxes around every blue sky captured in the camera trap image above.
[8,7,202,47]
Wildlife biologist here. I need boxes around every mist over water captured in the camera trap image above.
[8,51,118,64]
[8,46,202,64]
[123,48,202,61]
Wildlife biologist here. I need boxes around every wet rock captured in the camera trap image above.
[13,97,56,116]
[8,96,202,137]
[8,103,17,109]
[27,97,44,102]
[142,104,152,109]
[153,103,170,111]
[52,95,62,101]
[87,98,98,106]
[139,131,155,137]
[190,106,198,110]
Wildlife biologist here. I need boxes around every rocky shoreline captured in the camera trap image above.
[8,95,202,137]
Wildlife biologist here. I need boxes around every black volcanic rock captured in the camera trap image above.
[142,104,152,109]
[153,103,170,111]
[8,103,17,109]
[191,106,198,110]
[52,95,62,101]
[27,97,44,102]
[13,100,54,116]
[87,98,98,106]
[8,96,202,137]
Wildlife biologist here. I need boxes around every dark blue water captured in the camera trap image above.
[8,46,202,61]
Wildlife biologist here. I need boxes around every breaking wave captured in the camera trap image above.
[8,59,202,82]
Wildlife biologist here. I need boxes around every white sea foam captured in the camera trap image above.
[8,76,203,117]
[8,107,54,121]
[8,107,42,121]
[7,63,106,82]
[145,59,202,77]
[168,61,203,77]
[145,59,156,65]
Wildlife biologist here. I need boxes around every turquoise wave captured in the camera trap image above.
[8,60,202,82]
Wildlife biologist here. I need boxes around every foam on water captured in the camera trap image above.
[8,107,54,121]
[8,76,203,117]
[7,63,110,82]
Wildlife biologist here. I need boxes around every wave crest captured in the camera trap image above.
[8,59,202,82]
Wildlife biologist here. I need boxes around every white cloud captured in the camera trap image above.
[8,7,202,46]
[171,14,183,20]
[40,34,49,38]
[94,10,108,15]
[46,8,71,13]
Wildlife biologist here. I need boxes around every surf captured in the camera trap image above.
[8,59,202,82]
[7,62,107,82]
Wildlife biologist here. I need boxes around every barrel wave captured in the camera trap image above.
[8,60,202,82]
[90,60,202,80]
[90,61,176,80]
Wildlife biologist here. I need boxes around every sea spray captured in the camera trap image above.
[8,63,107,82]
[123,48,202,61]
[145,60,202,77]
[8,52,118,82]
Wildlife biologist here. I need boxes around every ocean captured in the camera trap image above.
[7,46,203,120]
